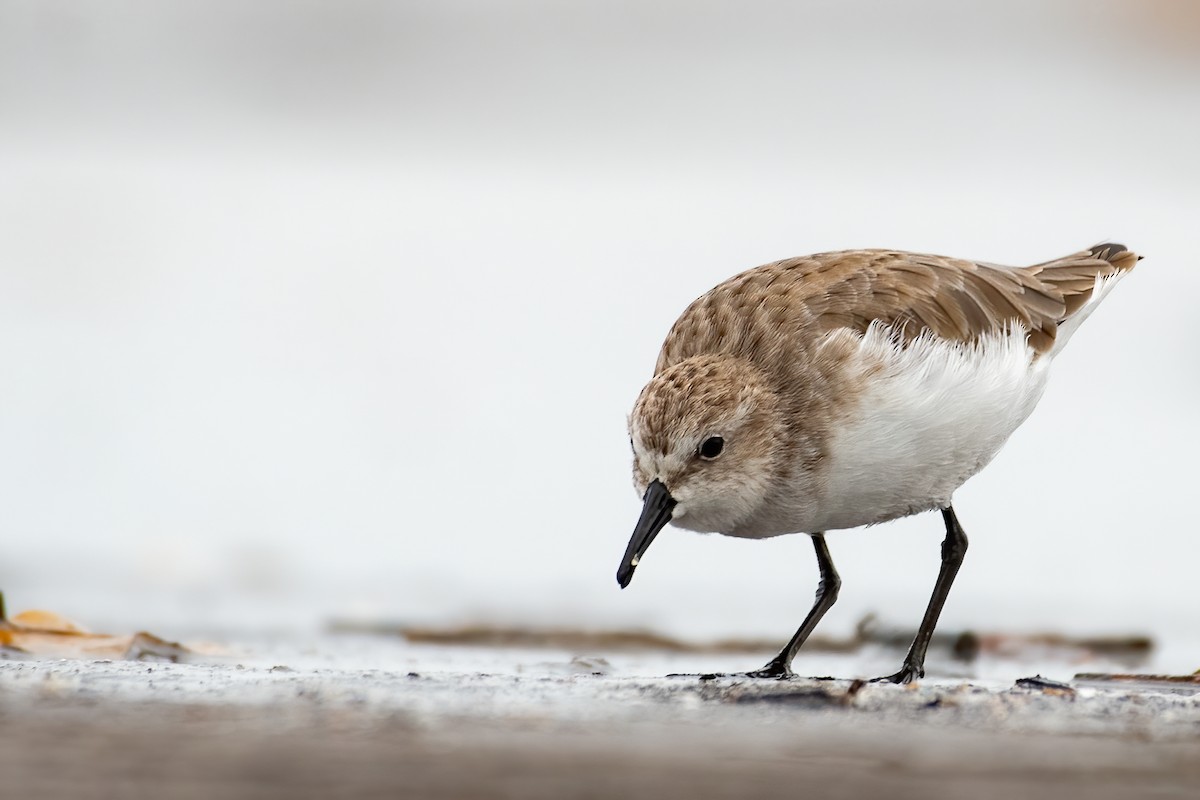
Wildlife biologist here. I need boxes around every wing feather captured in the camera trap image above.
[656,245,1138,372]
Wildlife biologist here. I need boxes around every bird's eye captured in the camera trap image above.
[698,436,724,460]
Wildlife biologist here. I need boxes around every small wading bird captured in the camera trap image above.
[617,244,1139,683]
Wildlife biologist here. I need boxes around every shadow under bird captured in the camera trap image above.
[617,244,1140,683]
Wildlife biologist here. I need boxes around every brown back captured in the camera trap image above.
[657,244,1138,372]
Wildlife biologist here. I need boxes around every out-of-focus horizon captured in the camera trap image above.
[1,1,1197,666]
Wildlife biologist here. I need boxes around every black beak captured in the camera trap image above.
[617,479,676,589]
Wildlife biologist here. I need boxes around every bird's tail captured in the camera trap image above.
[1023,243,1140,357]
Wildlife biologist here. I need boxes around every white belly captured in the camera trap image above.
[812,325,1051,532]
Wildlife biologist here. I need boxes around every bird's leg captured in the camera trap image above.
[746,533,840,679]
[874,505,969,684]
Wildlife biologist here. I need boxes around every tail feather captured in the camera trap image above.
[1023,242,1139,357]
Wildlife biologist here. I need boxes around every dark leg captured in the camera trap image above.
[874,505,969,684]
[747,533,840,678]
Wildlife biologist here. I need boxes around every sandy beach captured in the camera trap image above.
[2,634,1198,799]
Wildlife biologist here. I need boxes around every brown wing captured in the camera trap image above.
[656,244,1137,372]
[1025,243,1138,317]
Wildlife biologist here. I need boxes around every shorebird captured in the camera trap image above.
[617,244,1139,682]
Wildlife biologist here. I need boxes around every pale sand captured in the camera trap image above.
[1,638,1198,799]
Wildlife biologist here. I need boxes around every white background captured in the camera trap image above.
[1,1,1196,665]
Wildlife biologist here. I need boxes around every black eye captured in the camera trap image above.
[698,436,724,460]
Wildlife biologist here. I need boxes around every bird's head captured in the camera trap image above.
[617,354,787,588]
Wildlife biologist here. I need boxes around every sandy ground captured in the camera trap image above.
[2,635,1198,799]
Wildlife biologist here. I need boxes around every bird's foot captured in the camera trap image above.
[742,660,796,680]
[667,660,796,681]
[871,661,924,685]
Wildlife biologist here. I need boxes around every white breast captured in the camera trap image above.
[812,324,1051,532]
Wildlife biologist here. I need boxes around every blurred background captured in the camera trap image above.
[1,0,1197,667]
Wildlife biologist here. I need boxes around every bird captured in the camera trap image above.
[616,243,1139,683]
